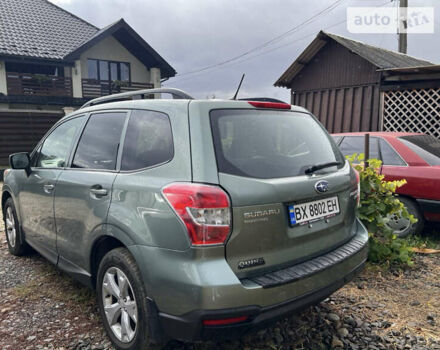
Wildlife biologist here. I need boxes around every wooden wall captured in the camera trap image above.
[0,111,64,166]
[289,40,382,133]
[293,84,382,133]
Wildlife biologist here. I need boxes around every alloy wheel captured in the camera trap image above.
[102,267,138,343]
[5,207,16,248]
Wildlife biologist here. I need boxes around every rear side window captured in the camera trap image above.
[338,136,379,159]
[121,110,173,171]
[379,138,406,166]
[72,112,126,170]
[399,135,440,166]
[210,109,344,179]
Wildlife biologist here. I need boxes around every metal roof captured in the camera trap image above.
[0,0,176,77]
[275,31,435,88]
[379,64,440,73]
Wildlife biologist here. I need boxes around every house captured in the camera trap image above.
[275,31,440,139]
[0,0,176,166]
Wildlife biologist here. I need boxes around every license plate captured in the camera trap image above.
[288,196,340,226]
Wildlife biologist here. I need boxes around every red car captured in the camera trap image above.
[332,132,440,236]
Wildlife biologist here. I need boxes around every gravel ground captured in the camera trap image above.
[1,201,440,350]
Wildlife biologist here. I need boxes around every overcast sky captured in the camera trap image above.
[49,0,440,102]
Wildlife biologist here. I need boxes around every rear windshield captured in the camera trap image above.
[210,109,345,179]
[399,135,440,166]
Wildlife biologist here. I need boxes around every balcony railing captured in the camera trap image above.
[82,79,154,98]
[6,72,73,97]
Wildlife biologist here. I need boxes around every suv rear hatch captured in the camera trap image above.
[209,105,357,278]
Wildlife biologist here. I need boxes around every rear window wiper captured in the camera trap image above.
[305,161,342,175]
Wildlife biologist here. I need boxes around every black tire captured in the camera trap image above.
[96,247,158,350]
[3,198,29,256]
[387,197,424,238]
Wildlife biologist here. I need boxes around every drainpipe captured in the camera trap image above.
[0,61,7,95]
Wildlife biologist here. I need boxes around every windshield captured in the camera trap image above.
[210,109,345,179]
[399,135,440,166]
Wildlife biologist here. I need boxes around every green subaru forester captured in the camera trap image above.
[2,89,368,350]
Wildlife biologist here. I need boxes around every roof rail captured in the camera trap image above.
[80,88,194,109]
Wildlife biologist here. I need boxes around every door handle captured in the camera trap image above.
[43,184,55,193]
[90,186,108,197]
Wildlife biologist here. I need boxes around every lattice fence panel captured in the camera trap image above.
[383,88,440,138]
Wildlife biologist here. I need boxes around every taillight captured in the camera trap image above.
[247,101,291,109]
[354,169,361,207]
[162,183,231,246]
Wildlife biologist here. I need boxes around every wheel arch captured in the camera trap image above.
[89,224,137,289]
[1,190,12,215]
[90,235,125,289]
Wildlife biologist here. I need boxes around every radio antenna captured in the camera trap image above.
[232,74,245,100]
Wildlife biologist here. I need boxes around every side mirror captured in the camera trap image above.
[9,152,31,176]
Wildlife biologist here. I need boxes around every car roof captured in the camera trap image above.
[63,98,309,122]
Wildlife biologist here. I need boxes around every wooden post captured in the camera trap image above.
[364,133,370,169]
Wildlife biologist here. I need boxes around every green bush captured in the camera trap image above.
[347,153,416,267]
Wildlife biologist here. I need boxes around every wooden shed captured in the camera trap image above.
[275,31,440,138]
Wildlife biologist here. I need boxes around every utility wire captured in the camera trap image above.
[172,0,346,78]
[166,0,391,85]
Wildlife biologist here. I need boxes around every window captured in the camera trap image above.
[121,63,130,81]
[37,116,85,168]
[210,110,344,179]
[87,59,130,81]
[379,138,406,166]
[399,135,440,166]
[72,112,126,170]
[87,59,98,80]
[99,60,109,80]
[332,135,342,145]
[121,110,173,171]
[30,145,42,167]
[338,136,379,159]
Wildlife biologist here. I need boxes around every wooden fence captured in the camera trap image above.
[82,79,154,98]
[6,72,72,97]
[0,111,64,166]
[383,88,440,138]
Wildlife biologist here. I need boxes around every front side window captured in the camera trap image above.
[121,110,173,171]
[338,136,379,159]
[37,116,85,168]
[72,112,126,170]
[210,109,344,179]
[399,135,440,166]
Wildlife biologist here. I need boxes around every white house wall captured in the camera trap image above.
[79,35,150,83]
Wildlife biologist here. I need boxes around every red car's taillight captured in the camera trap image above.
[162,183,231,246]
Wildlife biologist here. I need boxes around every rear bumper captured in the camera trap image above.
[158,260,365,341]
[153,219,368,341]
[417,199,440,222]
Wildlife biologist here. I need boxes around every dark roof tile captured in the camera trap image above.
[0,0,98,60]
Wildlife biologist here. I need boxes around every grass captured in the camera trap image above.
[12,261,95,305]
[406,224,440,250]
